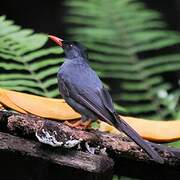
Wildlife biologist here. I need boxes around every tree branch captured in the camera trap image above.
[0,109,179,168]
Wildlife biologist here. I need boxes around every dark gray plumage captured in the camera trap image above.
[49,36,163,164]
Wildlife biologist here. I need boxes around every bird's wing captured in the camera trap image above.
[58,77,70,97]
[98,87,115,113]
[60,76,114,125]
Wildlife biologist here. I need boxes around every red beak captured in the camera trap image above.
[48,35,63,47]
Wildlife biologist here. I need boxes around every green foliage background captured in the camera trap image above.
[0,16,62,97]
[65,0,180,119]
[1,0,180,123]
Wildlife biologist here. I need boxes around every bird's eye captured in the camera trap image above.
[70,44,73,47]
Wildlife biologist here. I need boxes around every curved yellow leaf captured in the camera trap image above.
[0,89,27,113]
[99,116,180,142]
[1,89,80,120]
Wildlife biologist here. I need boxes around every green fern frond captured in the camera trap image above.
[66,0,180,118]
[0,16,62,97]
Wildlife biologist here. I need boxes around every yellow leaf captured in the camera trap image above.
[0,88,80,120]
[0,89,27,113]
[99,116,180,142]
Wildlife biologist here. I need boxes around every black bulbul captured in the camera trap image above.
[49,35,164,164]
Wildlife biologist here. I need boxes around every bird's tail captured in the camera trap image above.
[112,113,164,164]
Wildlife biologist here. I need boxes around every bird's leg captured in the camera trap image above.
[64,115,92,129]
[64,120,91,129]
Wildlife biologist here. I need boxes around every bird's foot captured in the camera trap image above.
[64,119,91,130]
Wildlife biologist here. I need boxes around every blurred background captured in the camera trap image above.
[2,0,180,35]
[1,0,180,119]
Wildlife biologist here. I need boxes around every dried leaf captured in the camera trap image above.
[99,117,180,142]
[0,89,27,113]
[0,88,80,120]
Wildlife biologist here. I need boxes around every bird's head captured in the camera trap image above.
[49,35,88,59]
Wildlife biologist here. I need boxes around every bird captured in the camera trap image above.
[49,35,164,164]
